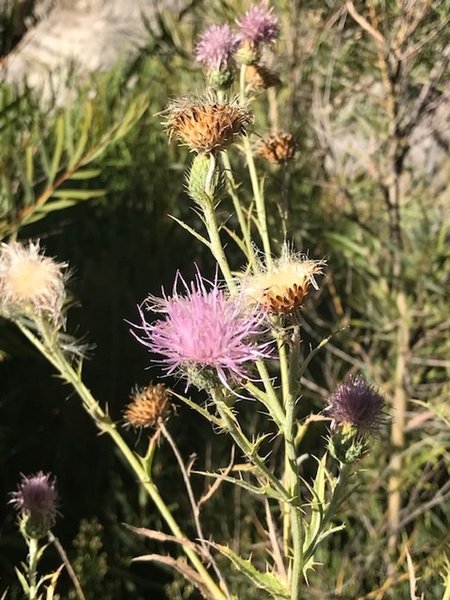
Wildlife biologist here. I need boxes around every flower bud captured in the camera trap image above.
[9,472,58,539]
[328,423,366,464]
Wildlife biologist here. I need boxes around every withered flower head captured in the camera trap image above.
[0,240,67,324]
[245,64,281,90]
[164,95,254,154]
[258,131,296,164]
[242,246,324,315]
[123,383,171,429]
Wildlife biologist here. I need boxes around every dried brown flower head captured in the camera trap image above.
[164,96,254,154]
[246,64,281,90]
[123,383,171,429]
[243,247,325,315]
[258,131,296,164]
[0,240,67,324]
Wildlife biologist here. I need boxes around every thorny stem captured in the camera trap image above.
[16,320,226,600]
[211,388,290,502]
[245,377,285,428]
[201,155,236,293]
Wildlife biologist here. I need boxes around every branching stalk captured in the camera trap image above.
[15,320,226,600]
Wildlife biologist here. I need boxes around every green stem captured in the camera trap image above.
[220,150,255,265]
[244,378,285,428]
[16,321,226,600]
[302,462,352,565]
[202,155,236,292]
[28,536,39,600]
[211,389,290,502]
[239,65,272,266]
[278,330,303,600]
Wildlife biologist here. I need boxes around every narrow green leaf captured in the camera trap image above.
[168,214,211,248]
[194,469,283,500]
[48,114,65,181]
[14,567,30,593]
[51,188,105,200]
[34,200,77,213]
[69,101,93,168]
[25,145,34,183]
[69,169,102,180]
[212,544,289,599]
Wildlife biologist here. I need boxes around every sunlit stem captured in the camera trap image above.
[16,320,226,600]
[211,388,290,502]
[278,328,303,600]
[245,378,285,428]
[202,153,236,292]
[239,65,273,267]
[220,150,255,266]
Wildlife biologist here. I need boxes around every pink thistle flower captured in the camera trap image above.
[236,3,279,47]
[327,376,387,435]
[195,24,240,70]
[9,472,58,537]
[131,270,271,389]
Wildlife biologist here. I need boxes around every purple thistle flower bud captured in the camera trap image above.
[327,376,387,435]
[131,270,272,390]
[195,24,240,70]
[236,3,279,47]
[9,472,58,538]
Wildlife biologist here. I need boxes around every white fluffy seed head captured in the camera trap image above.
[0,240,68,324]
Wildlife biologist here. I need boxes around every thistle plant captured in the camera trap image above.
[0,3,396,599]
[9,472,85,600]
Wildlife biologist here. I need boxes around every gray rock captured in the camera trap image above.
[1,0,185,98]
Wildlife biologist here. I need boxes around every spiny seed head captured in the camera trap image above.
[195,24,240,70]
[0,240,67,324]
[258,131,297,164]
[164,95,254,154]
[245,64,281,89]
[9,472,58,538]
[123,383,171,429]
[242,246,325,315]
[236,3,279,47]
[327,376,387,435]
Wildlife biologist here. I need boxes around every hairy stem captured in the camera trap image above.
[278,330,303,599]
[201,155,236,292]
[27,536,39,600]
